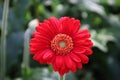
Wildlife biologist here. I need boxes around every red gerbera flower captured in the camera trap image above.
[30,17,93,76]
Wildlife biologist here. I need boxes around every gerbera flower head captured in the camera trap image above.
[30,17,93,76]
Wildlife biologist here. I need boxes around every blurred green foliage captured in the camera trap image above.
[0,0,120,80]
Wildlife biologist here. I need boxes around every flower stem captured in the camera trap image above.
[22,28,31,79]
[0,0,9,80]
[59,75,66,80]
[22,19,38,79]
[60,76,63,80]
[23,29,31,68]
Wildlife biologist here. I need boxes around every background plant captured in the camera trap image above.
[0,0,120,80]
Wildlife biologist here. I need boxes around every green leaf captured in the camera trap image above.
[79,0,106,16]
[6,32,24,69]
[65,72,77,80]
[92,39,108,52]
[29,68,58,80]
[115,0,120,6]
[91,29,115,52]
[82,72,93,80]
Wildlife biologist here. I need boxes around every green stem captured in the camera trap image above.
[60,76,63,80]
[59,75,66,80]
[22,29,31,80]
[22,19,38,80]
[0,0,9,80]
[23,29,31,68]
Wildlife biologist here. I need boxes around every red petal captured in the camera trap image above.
[64,55,76,72]
[70,53,81,62]
[53,63,58,72]
[35,22,55,39]
[59,17,80,36]
[73,20,81,33]
[33,34,50,42]
[59,62,67,76]
[32,32,40,37]
[73,29,90,40]
[52,56,58,71]
[30,38,40,43]
[74,47,93,56]
[47,54,55,64]
[79,54,89,64]
[76,63,82,69]
[44,17,60,36]
[74,39,93,48]
[33,53,40,61]
[55,56,64,69]
[30,38,50,45]
[30,48,39,54]
[33,51,45,64]
[43,50,54,61]
[30,37,50,53]
[59,17,70,34]
[48,17,60,32]
[84,40,93,48]
[84,49,93,55]
[73,47,86,54]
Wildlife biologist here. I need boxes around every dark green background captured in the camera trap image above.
[0,0,120,80]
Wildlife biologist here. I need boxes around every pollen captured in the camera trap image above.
[51,34,73,55]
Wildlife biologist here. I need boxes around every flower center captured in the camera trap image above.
[51,34,73,55]
[59,41,66,48]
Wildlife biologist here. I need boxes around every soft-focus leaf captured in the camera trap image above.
[30,68,58,80]
[91,29,115,52]
[7,32,24,69]
[80,0,106,16]
[92,39,108,52]
[115,0,120,6]
[82,72,93,80]
[0,0,120,80]
[65,72,77,80]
